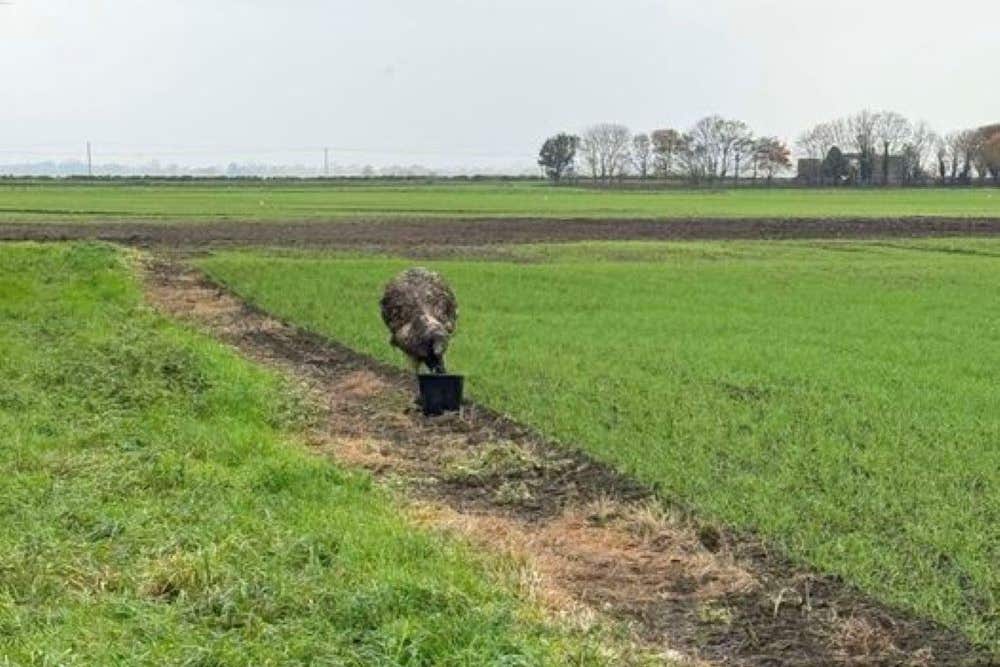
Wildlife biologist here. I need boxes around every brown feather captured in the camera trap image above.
[380,268,458,372]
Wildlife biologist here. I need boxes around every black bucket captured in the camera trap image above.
[418,374,464,416]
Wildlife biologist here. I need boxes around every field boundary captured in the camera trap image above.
[4,216,1000,248]
[142,254,987,666]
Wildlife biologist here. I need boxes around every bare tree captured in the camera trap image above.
[934,135,948,183]
[900,121,936,183]
[958,129,979,183]
[631,133,652,180]
[944,131,966,183]
[685,115,725,181]
[730,124,756,183]
[874,111,912,185]
[795,125,826,159]
[718,119,753,181]
[847,110,880,183]
[578,132,601,182]
[809,110,914,185]
[579,123,632,182]
[751,139,765,180]
[796,119,851,159]
[651,128,684,177]
[684,115,754,182]
[847,110,879,153]
[753,137,791,184]
[677,133,709,183]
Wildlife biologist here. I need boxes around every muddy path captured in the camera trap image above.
[7,216,1000,249]
[143,257,989,666]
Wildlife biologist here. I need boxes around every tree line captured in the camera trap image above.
[796,111,1000,185]
[539,117,790,184]
[539,112,1000,185]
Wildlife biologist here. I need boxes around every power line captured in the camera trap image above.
[0,142,532,160]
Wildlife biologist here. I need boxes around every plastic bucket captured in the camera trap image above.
[418,374,464,416]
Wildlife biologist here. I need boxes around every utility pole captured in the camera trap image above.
[86,141,92,177]
[323,147,329,177]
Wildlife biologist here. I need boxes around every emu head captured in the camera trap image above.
[418,314,450,374]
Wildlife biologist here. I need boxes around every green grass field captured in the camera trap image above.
[1,180,998,221]
[200,239,1000,650]
[0,243,623,664]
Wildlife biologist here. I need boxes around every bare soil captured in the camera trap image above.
[143,256,990,666]
[6,216,1000,249]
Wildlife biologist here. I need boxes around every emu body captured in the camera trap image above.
[380,268,457,374]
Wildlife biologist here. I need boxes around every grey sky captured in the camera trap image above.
[2,0,998,170]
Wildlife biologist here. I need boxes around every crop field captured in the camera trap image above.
[1,180,999,221]
[200,239,1000,650]
[3,178,999,662]
[0,243,621,664]
[9,0,1000,661]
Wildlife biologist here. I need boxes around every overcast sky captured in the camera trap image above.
[2,0,998,170]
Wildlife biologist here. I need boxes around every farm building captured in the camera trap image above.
[798,151,907,185]
[796,158,822,183]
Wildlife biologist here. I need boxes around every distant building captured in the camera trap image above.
[797,158,822,183]
[797,150,907,185]
[871,154,907,185]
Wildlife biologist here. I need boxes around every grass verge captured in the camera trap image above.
[0,242,623,665]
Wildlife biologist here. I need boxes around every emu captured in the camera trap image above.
[380,267,457,374]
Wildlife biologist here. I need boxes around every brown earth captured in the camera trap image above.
[143,256,990,667]
[5,216,1000,249]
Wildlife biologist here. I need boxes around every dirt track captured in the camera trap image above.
[5,216,1000,248]
[144,257,988,666]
